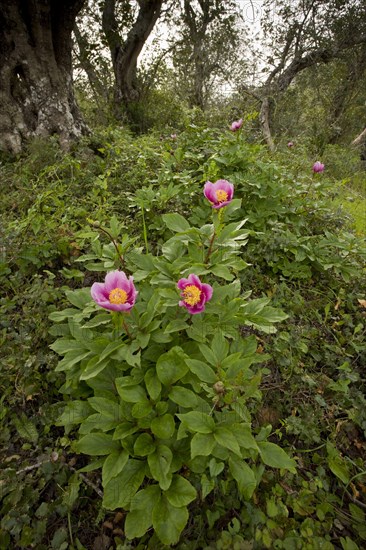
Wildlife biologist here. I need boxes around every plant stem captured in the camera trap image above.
[141,206,149,254]
[123,319,132,340]
[67,512,74,548]
[205,232,216,264]
[96,225,125,269]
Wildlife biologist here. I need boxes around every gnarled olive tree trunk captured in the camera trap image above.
[0,0,88,154]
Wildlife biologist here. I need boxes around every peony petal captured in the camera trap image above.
[103,301,134,312]
[188,303,206,314]
[203,181,217,204]
[214,179,234,200]
[104,270,129,292]
[187,274,202,288]
[91,282,109,303]
[201,283,213,301]
[177,277,190,290]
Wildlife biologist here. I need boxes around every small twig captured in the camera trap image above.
[344,490,366,511]
[68,465,103,498]
[16,458,103,499]
[16,460,47,475]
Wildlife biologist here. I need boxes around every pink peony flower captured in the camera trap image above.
[230,118,243,131]
[177,274,213,315]
[312,161,325,173]
[204,179,234,209]
[91,270,137,312]
[287,141,294,147]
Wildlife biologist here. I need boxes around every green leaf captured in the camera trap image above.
[116,383,148,403]
[65,288,92,309]
[13,414,38,443]
[186,359,216,383]
[80,356,110,381]
[156,347,188,386]
[131,401,153,418]
[214,427,241,457]
[55,349,91,372]
[113,422,138,440]
[327,440,350,483]
[211,265,234,281]
[88,397,120,420]
[197,344,217,367]
[191,433,215,458]
[328,457,350,484]
[49,308,78,322]
[56,401,93,426]
[169,386,198,408]
[257,442,296,472]
[79,413,119,434]
[134,433,156,456]
[209,458,224,477]
[177,411,215,434]
[125,485,161,539]
[82,314,111,328]
[340,536,360,550]
[74,433,121,456]
[50,338,86,355]
[103,458,146,509]
[211,333,230,364]
[145,368,162,401]
[148,445,173,490]
[229,456,257,500]
[110,342,128,362]
[165,475,197,507]
[102,450,129,486]
[164,319,189,333]
[201,473,215,499]
[162,213,190,233]
[230,424,259,451]
[152,495,189,546]
[77,457,105,473]
[151,414,175,439]
[129,251,156,271]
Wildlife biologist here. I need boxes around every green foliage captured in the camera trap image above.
[0,120,365,548]
[51,188,291,546]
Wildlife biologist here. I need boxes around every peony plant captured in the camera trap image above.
[312,161,325,173]
[50,170,294,546]
[230,118,243,131]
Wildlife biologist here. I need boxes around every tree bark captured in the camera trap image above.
[0,0,88,154]
[102,0,163,116]
[259,96,275,152]
[352,127,366,147]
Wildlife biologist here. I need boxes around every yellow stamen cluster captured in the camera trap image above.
[109,287,128,305]
[215,189,228,203]
[182,285,202,306]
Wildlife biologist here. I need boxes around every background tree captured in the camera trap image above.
[253,0,366,150]
[172,0,241,110]
[0,0,88,154]
[102,0,164,119]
